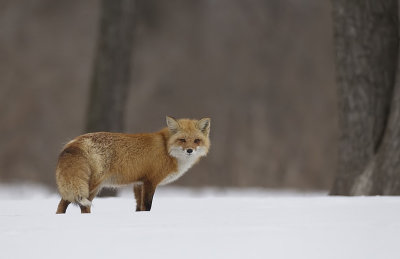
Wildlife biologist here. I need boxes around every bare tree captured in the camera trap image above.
[330,1,400,195]
[86,0,136,196]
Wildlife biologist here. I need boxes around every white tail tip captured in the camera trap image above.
[77,197,92,207]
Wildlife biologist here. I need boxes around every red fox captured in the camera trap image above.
[55,116,210,214]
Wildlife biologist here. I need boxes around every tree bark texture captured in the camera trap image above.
[330,1,399,195]
[86,0,136,133]
[370,50,400,195]
[86,0,136,196]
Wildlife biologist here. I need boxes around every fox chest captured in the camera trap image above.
[159,157,198,185]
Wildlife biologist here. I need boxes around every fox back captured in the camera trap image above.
[55,116,210,214]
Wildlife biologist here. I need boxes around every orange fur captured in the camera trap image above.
[55,117,210,214]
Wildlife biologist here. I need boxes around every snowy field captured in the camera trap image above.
[0,185,399,259]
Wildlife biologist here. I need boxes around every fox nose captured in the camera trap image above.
[186,149,193,154]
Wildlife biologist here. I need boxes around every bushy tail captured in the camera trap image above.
[56,146,92,207]
[56,168,92,206]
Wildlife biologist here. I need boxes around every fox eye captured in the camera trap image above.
[194,139,201,144]
[178,138,186,143]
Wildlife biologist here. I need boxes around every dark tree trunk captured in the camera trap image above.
[86,0,136,196]
[370,49,400,195]
[86,0,136,133]
[330,1,399,195]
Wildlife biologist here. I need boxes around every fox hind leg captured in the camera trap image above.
[80,205,91,213]
[56,199,71,214]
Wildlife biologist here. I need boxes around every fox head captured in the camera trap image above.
[166,116,211,160]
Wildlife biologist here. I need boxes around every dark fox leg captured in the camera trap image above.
[142,181,156,211]
[56,199,71,214]
[80,205,91,213]
[79,196,95,214]
[134,183,143,211]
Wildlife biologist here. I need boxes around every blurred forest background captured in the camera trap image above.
[0,0,336,191]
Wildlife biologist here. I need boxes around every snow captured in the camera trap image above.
[0,185,399,259]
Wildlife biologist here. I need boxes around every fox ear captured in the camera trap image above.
[166,116,180,134]
[197,118,211,136]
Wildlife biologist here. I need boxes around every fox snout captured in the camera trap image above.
[169,146,208,159]
[179,146,197,156]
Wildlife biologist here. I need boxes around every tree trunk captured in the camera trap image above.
[86,0,136,133]
[330,1,398,195]
[86,0,136,196]
[370,47,400,195]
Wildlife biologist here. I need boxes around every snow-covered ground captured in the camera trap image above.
[0,184,399,259]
